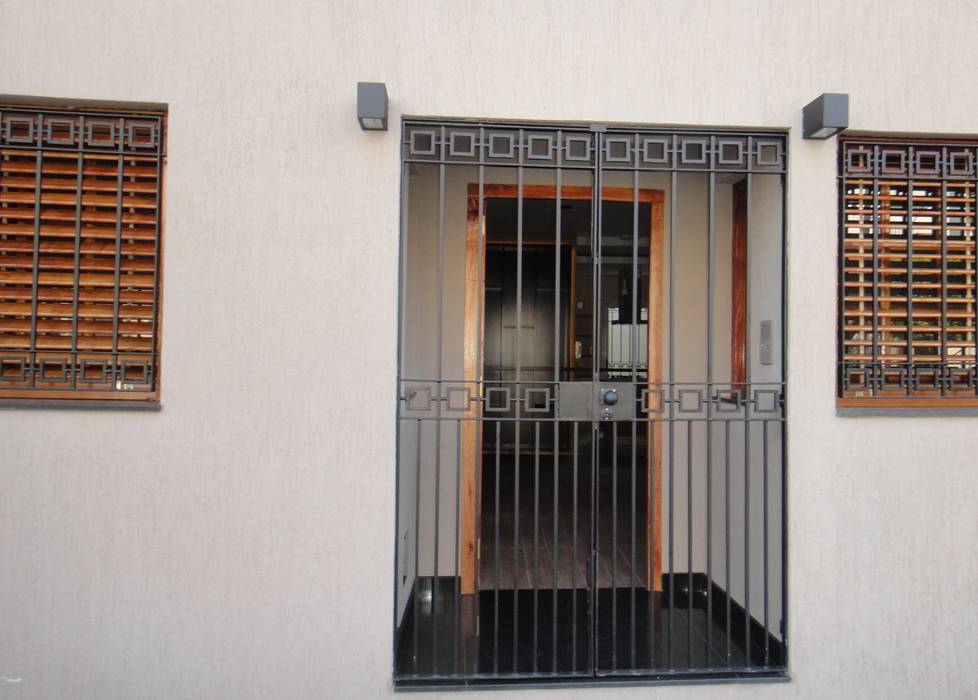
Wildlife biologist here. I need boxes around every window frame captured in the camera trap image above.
[0,101,166,407]
[837,134,978,410]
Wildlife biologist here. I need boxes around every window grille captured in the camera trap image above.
[0,106,164,404]
[839,138,978,406]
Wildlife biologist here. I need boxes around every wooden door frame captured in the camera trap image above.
[461,183,664,595]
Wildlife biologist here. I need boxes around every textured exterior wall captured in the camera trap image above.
[2,1,978,698]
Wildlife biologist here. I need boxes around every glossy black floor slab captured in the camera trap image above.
[396,578,782,681]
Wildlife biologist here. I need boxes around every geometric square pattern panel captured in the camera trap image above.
[404,121,787,173]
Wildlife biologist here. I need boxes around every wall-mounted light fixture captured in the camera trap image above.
[357,82,388,131]
[802,93,849,140]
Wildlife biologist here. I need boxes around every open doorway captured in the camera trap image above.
[471,188,663,596]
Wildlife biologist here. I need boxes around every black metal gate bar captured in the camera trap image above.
[630,167,639,671]
[667,157,677,671]
[706,151,716,665]
[723,418,731,664]
[493,421,500,674]
[762,419,769,665]
[430,153,445,674]
[591,132,602,676]
[744,170,752,665]
[551,159,562,673]
[473,140,486,677]
[512,155,524,671]
[394,119,788,686]
[453,417,461,674]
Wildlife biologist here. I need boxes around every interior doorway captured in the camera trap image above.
[470,187,663,597]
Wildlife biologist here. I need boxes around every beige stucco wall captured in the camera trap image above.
[2,1,978,698]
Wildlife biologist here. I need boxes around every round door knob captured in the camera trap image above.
[602,388,619,406]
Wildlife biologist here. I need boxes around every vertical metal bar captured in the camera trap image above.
[533,421,540,673]
[648,418,656,669]
[432,154,446,674]
[835,150,848,398]
[593,419,601,670]
[512,153,524,672]
[611,422,618,669]
[553,150,562,676]
[906,170,914,384]
[724,419,731,666]
[591,132,602,672]
[837,157,848,399]
[940,155,948,395]
[474,141,485,677]
[744,414,751,668]
[744,171,753,667]
[762,419,770,666]
[28,134,42,388]
[493,421,501,675]
[147,117,163,392]
[779,167,789,669]
[111,118,126,385]
[571,422,579,672]
[686,420,692,668]
[630,417,637,670]
[965,149,978,391]
[555,151,563,385]
[69,118,85,389]
[552,421,559,673]
[413,419,422,672]
[706,153,716,666]
[667,158,677,669]
[871,147,880,379]
[454,419,462,674]
[630,165,639,671]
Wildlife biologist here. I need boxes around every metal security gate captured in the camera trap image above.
[393,120,787,687]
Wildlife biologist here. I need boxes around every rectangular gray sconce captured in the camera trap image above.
[357,82,388,131]
[802,93,848,140]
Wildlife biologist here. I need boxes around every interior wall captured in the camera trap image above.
[706,174,786,639]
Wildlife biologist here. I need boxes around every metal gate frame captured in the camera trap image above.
[393,118,789,688]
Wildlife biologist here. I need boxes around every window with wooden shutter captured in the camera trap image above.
[0,105,164,404]
[839,137,977,408]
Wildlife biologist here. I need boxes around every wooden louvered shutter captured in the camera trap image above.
[839,137,978,407]
[0,106,164,403]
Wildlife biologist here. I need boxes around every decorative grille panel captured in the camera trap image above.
[0,106,164,403]
[839,138,978,403]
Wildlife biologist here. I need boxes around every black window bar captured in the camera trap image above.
[394,120,787,688]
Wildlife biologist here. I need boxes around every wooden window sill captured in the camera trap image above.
[837,397,978,416]
[0,398,160,411]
